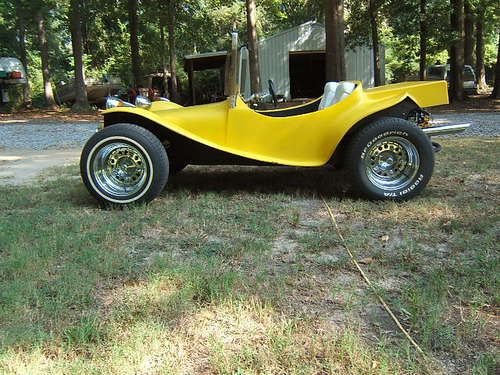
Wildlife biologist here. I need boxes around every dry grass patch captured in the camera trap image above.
[0,137,498,374]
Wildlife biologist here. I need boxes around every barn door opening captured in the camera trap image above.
[289,51,326,99]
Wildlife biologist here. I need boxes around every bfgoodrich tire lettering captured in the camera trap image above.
[345,117,434,200]
[80,124,169,205]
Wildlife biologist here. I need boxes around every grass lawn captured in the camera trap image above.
[0,137,498,374]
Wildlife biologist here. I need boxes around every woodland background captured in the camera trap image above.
[0,0,498,110]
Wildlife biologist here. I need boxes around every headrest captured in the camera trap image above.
[318,82,339,110]
[319,81,356,110]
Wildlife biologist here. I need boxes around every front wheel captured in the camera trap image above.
[345,117,434,201]
[80,123,169,206]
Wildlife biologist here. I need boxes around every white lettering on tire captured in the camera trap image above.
[382,174,424,197]
[398,174,424,196]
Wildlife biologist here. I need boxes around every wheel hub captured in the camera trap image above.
[107,147,144,184]
[92,143,148,197]
[364,137,419,191]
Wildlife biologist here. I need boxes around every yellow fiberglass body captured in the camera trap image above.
[103,80,448,167]
[83,77,458,206]
[81,31,465,205]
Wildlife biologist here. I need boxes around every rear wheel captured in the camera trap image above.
[80,123,169,206]
[345,117,434,200]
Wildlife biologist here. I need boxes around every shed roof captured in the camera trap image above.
[184,50,228,71]
[258,21,324,45]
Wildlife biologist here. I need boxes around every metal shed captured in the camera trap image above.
[241,21,385,100]
[184,21,385,103]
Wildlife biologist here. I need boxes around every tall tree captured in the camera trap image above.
[464,0,474,66]
[167,0,179,101]
[158,0,169,97]
[69,0,89,111]
[246,0,261,93]
[36,10,58,109]
[17,15,31,107]
[449,0,464,101]
[325,0,346,81]
[127,0,141,86]
[369,0,382,85]
[475,8,487,90]
[419,0,427,80]
[491,31,500,98]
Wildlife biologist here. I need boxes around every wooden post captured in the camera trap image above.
[188,60,195,105]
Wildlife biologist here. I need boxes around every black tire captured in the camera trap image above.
[80,123,169,206]
[344,117,434,201]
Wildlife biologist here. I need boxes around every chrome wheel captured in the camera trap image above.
[363,136,420,191]
[91,142,150,198]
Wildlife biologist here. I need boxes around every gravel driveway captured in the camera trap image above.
[0,121,97,184]
[0,113,498,151]
[0,112,498,185]
[0,121,98,150]
[432,112,499,138]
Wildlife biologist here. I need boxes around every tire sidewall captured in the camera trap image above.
[349,118,434,200]
[80,124,169,205]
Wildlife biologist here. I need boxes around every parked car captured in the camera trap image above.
[427,64,477,94]
[0,57,27,85]
[56,76,124,106]
[0,57,28,104]
[80,33,470,206]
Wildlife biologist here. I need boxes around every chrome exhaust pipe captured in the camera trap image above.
[422,123,471,136]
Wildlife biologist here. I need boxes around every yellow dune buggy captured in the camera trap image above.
[80,34,469,205]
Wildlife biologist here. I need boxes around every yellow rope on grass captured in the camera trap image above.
[321,197,426,356]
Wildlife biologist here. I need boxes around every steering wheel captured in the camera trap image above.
[268,79,278,107]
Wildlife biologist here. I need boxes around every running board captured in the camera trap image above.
[422,123,471,136]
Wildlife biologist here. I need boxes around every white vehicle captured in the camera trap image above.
[0,57,28,104]
[427,64,477,94]
[0,57,27,85]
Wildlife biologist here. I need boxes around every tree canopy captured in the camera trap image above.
[0,0,498,107]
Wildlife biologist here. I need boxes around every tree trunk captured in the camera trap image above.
[491,31,500,99]
[464,0,474,66]
[70,0,89,111]
[127,0,141,87]
[246,0,261,93]
[18,17,32,107]
[158,0,169,98]
[36,11,58,109]
[167,0,179,102]
[419,0,427,80]
[369,0,382,86]
[475,13,487,90]
[325,0,346,81]
[449,0,464,101]
[81,0,89,55]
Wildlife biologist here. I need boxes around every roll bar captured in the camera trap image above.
[228,32,240,108]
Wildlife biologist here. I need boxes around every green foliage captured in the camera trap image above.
[259,0,324,34]
[0,0,498,101]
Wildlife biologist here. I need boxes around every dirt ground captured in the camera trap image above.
[0,149,81,185]
[0,92,497,122]
[0,108,100,122]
